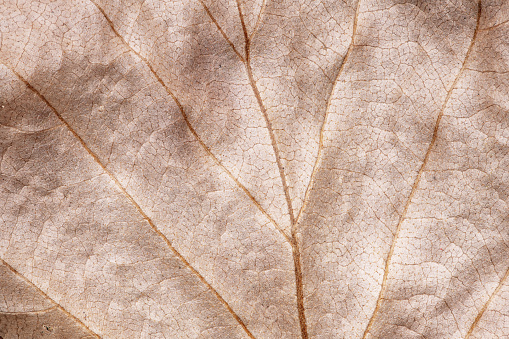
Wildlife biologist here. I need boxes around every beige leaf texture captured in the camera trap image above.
[1,0,508,338]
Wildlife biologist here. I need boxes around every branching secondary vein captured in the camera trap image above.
[465,265,509,338]
[234,1,309,337]
[361,2,483,337]
[0,258,101,338]
[295,0,361,227]
[3,56,256,339]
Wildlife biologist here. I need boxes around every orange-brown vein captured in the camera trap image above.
[92,0,289,247]
[295,0,361,226]
[361,2,483,338]
[248,0,267,42]
[0,258,101,338]
[465,265,509,338]
[235,1,310,337]
[7,63,256,339]
[197,2,296,247]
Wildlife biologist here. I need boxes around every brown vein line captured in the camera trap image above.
[196,0,245,62]
[361,2,482,338]
[0,258,101,338]
[465,265,509,338]
[235,1,308,337]
[195,1,296,245]
[90,0,289,248]
[295,0,361,226]
[0,124,64,135]
[444,299,461,335]
[235,0,295,228]
[0,306,58,315]
[248,0,267,42]
[290,235,308,339]
[290,1,360,331]
[8,65,256,339]
[479,18,509,32]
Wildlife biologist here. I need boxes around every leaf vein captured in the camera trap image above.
[295,0,361,227]
[197,0,245,62]
[361,2,483,337]
[90,0,290,245]
[197,0,293,243]
[465,265,509,338]
[5,62,255,339]
[248,0,267,42]
[234,1,310,337]
[0,258,101,338]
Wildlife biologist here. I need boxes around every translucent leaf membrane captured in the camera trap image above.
[0,0,508,338]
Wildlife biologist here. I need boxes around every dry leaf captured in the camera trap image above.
[1,0,509,338]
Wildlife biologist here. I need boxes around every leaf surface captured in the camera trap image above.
[1,0,508,338]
